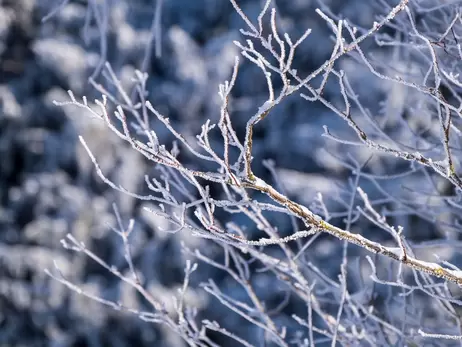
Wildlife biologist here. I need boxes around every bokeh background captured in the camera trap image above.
[1,0,460,346]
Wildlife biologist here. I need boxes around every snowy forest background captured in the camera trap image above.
[1,0,462,346]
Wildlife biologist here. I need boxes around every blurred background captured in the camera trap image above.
[1,0,460,346]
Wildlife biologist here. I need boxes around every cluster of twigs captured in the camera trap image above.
[47,0,462,345]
